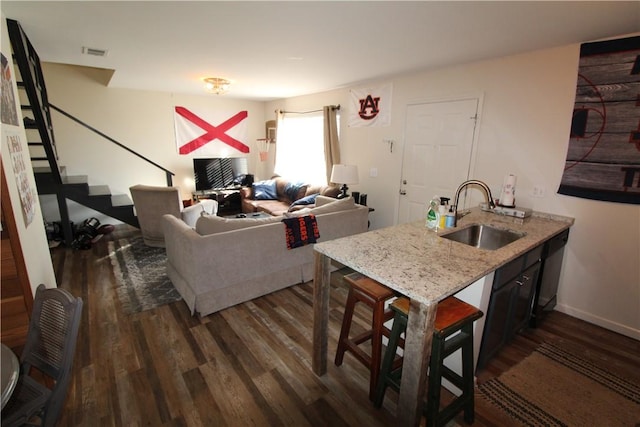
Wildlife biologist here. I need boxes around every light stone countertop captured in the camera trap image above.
[314,208,574,304]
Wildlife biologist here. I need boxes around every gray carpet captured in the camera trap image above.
[108,236,182,314]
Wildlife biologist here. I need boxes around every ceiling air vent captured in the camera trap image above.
[82,46,108,57]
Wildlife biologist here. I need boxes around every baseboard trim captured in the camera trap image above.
[555,303,639,340]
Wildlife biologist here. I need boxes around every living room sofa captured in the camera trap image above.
[162,196,369,317]
[240,177,341,216]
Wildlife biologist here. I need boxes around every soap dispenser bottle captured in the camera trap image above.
[426,198,440,230]
[445,205,456,228]
[439,197,450,229]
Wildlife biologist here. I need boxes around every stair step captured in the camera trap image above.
[33,166,53,174]
[34,165,67,177]
[88,185,111,197]
[63,175,88,185]
[111,194,133,207]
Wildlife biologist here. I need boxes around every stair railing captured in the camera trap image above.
[49,104,175,186]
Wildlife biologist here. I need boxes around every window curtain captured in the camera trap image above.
[323,105,341,183]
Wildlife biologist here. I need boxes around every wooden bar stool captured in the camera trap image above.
[373,296,483,427]
[335,272,396,400]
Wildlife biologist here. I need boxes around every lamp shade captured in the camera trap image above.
[330,164,359,184]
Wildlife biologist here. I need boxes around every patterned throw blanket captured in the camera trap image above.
[282,215,320,249]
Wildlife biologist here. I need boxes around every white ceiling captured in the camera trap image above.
[2,1,639,101]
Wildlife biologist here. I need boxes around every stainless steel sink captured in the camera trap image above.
[440,224,525,250]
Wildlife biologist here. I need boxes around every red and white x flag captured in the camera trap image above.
[174,106,250,156]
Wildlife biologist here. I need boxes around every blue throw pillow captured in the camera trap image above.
[284,181,306,201]
[291,193,319,207]
[252,180,277,200]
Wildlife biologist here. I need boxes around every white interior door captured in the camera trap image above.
[398,98,479,224]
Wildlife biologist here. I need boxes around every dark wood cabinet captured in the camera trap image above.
[477,245,542,369]
[478,279,512,366]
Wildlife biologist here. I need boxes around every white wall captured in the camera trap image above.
[1,13,57,294]
[41,38,639,339]
[41,63,267,206]
[266,41,639,339]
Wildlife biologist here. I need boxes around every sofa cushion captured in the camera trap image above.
[195,214,281,235]
[255,200,291,216]
[306,185,340,198]
[252,180,278,200]
[283,207,313,218]
[310,196,356,214]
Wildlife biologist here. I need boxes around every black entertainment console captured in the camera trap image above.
[192,188,242,216]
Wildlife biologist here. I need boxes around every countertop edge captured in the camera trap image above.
[314,208,575,304]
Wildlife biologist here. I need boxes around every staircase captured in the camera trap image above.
[6,19,174,245]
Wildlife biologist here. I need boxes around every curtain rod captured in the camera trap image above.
[279,104,340,115]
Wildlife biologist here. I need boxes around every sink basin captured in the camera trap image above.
[441,224,525,250]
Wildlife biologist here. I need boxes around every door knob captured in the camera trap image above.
[399,189,407,195]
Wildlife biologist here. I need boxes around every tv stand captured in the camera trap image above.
[193,189,241,216]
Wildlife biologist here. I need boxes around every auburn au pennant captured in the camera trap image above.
[174,106,249,156]
[348,83,392,127]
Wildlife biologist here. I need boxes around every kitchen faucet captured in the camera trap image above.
[452,179,495,227]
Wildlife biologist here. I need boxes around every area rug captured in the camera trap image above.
[108,236,181,314]
[477,340,640,426]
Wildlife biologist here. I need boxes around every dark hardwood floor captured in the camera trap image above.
[44,225,638,426]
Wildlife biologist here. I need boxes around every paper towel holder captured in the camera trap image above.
[498,174,517,208]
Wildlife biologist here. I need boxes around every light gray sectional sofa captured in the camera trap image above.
[162,196,369,317]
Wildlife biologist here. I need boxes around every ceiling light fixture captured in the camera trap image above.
[203,77,231,95]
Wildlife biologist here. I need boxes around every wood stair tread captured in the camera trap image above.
[88,185,111,196]
[111,194,133,207]
[62,175,88,185]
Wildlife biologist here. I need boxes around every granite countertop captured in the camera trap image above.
[314,208,574,304]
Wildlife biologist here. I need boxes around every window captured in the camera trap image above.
[274,112,328,185]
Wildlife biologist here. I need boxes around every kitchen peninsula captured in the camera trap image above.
[312,208,574,426]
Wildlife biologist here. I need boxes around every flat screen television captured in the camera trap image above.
[193,157,248,191]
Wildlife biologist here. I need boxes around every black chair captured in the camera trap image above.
[1,284,83,427]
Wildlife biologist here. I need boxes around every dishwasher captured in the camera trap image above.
[530,228,570,327]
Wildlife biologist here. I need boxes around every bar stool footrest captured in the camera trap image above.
[431,395,474,426]
[440,365,465,391]
[441,331,471,358]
